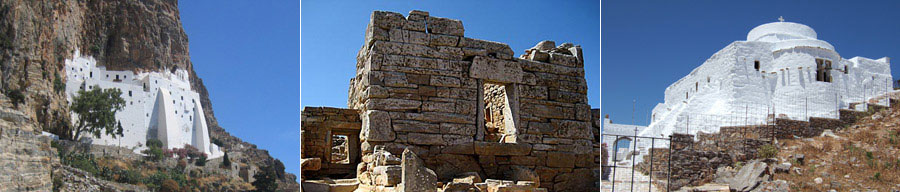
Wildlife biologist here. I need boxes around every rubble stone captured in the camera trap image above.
[400,148,438,192]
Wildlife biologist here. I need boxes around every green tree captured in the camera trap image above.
[251,163,279,192]
[142,139,165,161]
[70,87,126,140]
[222,151,232,168]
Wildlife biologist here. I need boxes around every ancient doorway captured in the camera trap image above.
[328,131,359,165]
[482,81,518,143]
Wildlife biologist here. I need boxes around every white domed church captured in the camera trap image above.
[635,20,893,138]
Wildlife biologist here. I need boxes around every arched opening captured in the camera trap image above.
[613,137,633,162]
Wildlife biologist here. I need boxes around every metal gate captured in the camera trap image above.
[601,133,671,192]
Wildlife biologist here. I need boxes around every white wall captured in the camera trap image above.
[638,23,891,139]
[64,50,223,159]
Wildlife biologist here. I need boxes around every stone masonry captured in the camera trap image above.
[301,10,597,192]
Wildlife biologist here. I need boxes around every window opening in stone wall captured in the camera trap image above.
[844,65,848,74]
[128,91,132,97]
[686,92,688,99]
[483,81,517,143]
[695,82,698,91]
[330,134,351,164]
[90,72,92,78]
[754,60,760,71]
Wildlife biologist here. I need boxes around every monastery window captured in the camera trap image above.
[754,61,760,71]
[128,91,132,97]
[106,74,109,78]
[815,59,833,82]
[686,92,689,99]
[695,82,698,91]
[482,81,518,143]
[844,65,848,74]
[90,72,92,78]
[116,75,119,79]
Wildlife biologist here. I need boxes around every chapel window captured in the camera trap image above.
[815,59,833,82]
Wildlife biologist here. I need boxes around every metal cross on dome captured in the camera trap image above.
[778,16,785,22]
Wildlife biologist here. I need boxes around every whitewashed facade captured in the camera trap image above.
[636,21,892,138]
[64,50,223,159]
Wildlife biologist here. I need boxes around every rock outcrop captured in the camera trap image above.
[0,0,298,190]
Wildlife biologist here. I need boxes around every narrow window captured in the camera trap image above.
[686,92,689,99]
[815,59,824,82]
[754,61,760,71]
[707,77,710,83]
[116,75,119,79]
[695,82,699,91]
[90,72,92,78]
[844,65,848,74]
[128,91,132,97]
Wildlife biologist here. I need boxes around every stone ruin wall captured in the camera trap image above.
[341,10,598,191]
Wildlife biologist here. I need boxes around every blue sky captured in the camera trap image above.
[179,1,300,178]
[301,0,600,108]
[602,0,900,126]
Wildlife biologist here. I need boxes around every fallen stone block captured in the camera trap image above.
[400,148,437,192]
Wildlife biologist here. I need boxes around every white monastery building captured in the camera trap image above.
[64,50,224,159]
[605,20,893,145]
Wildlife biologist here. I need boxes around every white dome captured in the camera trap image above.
[747,22,817,42]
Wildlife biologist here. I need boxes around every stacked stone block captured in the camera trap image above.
[344,10,597,191]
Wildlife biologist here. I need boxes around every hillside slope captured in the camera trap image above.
[772,104,900,191]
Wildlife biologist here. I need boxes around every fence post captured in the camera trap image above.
[611,135,618,190]
[631,137,637,192]
[648,138,655,192]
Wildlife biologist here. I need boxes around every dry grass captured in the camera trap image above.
[772,107,900,191]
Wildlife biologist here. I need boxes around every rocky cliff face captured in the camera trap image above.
[0,0,297,190]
